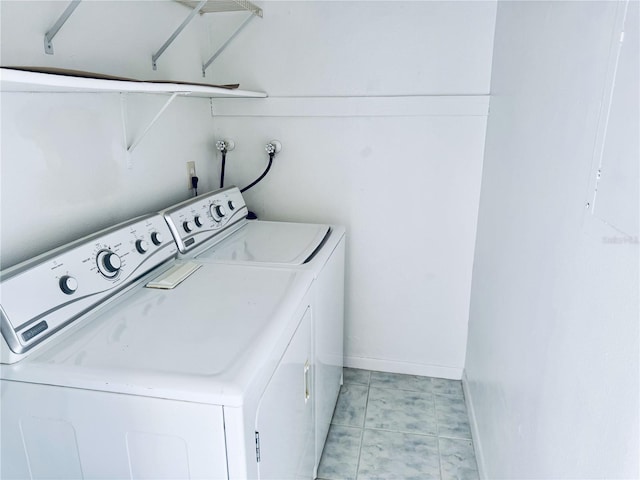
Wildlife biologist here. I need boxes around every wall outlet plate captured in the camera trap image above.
[186,161,196,189]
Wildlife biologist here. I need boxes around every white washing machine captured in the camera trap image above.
[160,187,345,475]
[0,213,318,479]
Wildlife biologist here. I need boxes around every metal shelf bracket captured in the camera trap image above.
[202,13,255,77]
[123,92,187,154]
[152,0,208,70]
[44,0,82,55]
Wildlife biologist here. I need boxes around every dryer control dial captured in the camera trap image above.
[59,275,78,295]
[96,250,121,278]
[135,239,149,254]
[150,231,163,245]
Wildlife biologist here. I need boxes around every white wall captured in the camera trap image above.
[0,1,220,269]
[205,1,495,96]
[207,1,497,378]
[464,1,639,478]
[1,1,496,378]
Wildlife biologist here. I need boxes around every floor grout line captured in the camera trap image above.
[353,381,370,480]
[435,389,444,480]
[361,426,439,437]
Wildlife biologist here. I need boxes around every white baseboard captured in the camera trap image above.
[344,355,463,380]
[462,370,487,479]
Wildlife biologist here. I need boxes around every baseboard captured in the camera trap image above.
[344,355,463,380]
[462,370,487,479]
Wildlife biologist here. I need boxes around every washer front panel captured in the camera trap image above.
[0,214,177,360]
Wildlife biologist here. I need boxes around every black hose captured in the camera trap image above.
[241,153,274,193]
[219,151,226,188]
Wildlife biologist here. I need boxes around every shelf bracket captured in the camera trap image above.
[126,92,186,154]
[202,13,255,77]
[120,94,133,169]
[44,0,82,54]
[152,0,207,70]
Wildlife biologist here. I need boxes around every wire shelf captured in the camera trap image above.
[176,0,262,17]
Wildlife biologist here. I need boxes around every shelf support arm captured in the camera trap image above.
[127,92,185,153]
[44,0,82,54]
[152,0,207,70]
[202,13,256,77]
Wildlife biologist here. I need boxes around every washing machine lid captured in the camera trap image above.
[0,263,313,406]
[197,221,330,265]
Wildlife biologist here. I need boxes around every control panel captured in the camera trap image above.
[162,186,248,254]
[0,214,178,363]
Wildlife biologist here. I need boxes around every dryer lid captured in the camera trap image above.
[0,263,314,405]
[197,221,330,265]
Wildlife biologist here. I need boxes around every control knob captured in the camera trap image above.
[194,215,203,227]
[210,204,226,221]
[59,275,78,295]
[96,250,121,278]
[228,200,236,211]
[183,221,194,233]
[135,239,149,254]
[150,231,163,245]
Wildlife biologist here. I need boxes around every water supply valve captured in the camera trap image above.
[265,140,282,155]
[216,139,235,153]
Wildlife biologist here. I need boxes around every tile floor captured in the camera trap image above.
[317,368,479,480]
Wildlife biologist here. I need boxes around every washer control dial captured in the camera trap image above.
[59,275,78,295]
[135,239,149,254]
[150,231,163,245]
[194,215,203,227]
[183,221,194,233]
[96,250,121,278]
[210,204,226,221]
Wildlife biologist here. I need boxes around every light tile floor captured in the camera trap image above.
[317,368,479,480]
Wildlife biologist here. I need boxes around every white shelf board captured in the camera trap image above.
[0,68,266,98]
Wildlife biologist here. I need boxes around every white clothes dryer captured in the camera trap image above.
[1,213,317,479]
[160,187,346,474]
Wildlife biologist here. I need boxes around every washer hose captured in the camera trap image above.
[241,153,274,193]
